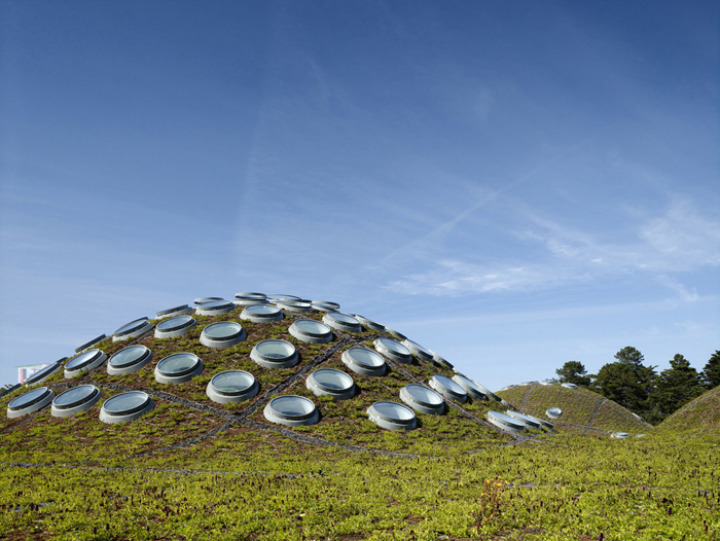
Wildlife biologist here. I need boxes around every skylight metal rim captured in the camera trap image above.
[7,386,55,418]
[99,391,154,424]
[154,316,197,338]
[206,370,259,403]
[64,350,108,378]
[250,340,298,369]
[288,319,333,344]
[373,337,413,364]
[306,368,355,400]
[155,353,204,384]
[199,322,247,348]
[341,347,386,377]
[51,385,102,417]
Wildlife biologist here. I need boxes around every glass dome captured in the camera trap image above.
[402,339,434,362]
[322,312,361,333]
[194,297,224,305]
[311,300,340,312]
[341,347,386,377]
[99,391,154,424]
[373,337,413,364]
[194,299,235,316]
[7,386,54,418]
[24,361,63,386]
[74,334,107,354]
[353,314,385,332]
[288,319,333,344]
[112,318,153,341]
[155,353,204,384]
[429,374,468,402]
[306,368,355,399]
[561,382,578,389]
[251,340,298,369]
[234,292,268,305]
[276,299,312,313]
[367,401,417,431]
[107,345,152,375]
[546,407,563,419]
[452,375,488,400]
[200,321,246,348]
[504,410,541,429]
[486,410,526,433]
[263,395,319,427]
[240,303,283,323]
[154,315,197,338]
[64,349,107,378]
[399,384,445,415]
[206,370,258,404]
[155,304,193,318]
[51,385,101,417]
[429,351,454,370]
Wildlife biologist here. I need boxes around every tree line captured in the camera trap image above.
[555,348,720,425]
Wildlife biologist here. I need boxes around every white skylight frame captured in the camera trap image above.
[234,292,268,306]
[545,407,563,419]
[51,385,102,418]
[23,361,63,387]
[200,321,247,348]
[288,319,333,344]
[206,370,259,404]
[373,337,413,364]
[367,401,417,431]
[486,410,526,433]
[401,339,434,362]
[341,347,386,377]
[250,340,298,369]
[107,345,153,375]
[155,352,204,384]
[321,312,361,333]
[64,349,108,379]
[399,384,445,415]
[112,318,153,342]
[306,368,355,400]
[263,395,319,427]
[75,334,107,354]
[99,391,154,424]
[429,374,468,402]
[240,304,283,323]
[194,299,235,316]
[155,304,193,319]
[154,315,197,339]
[451,374,488,400]
[6,387,54,418]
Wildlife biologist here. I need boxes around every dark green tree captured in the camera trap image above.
[555,361,591,387]
[650,354,703,420]
[593,346,657,421]
[701,350,720,389]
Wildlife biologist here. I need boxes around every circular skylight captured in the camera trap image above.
[486,410,526,433]
[561,382,578,389]
[194,299,235,316]
[459,377,501,402]
[288,319,333,344]
[75,334,107,354]
[306,368,355,399]
[24,361,63,386]
[64,349,107,378]
[194,297,224,305]
[263,395,319,427]
[367,401,417,431]
[545,407,563,419]
[452,375,488,400]
[429,374,468,402]
[430,351,454,370]
[373,337,413,364]
[251,340,298,369]
[99,391,154,424]
[240,304,283,323]
[610,432,630,439]
[399,384,445,415]
[353,314,386,332]
[107,345,153,375]
[402,339,434,362]
[7,387,54,418]
[341,347,386,376]
[384,328,407,341]
[200,321,246,348]
[155,353,204,384]
[112,318,153,341]
[311,300,340,312]
[267,294,300,302]
[504,410,541,430]
[206,370,259,404]
[156,304,193,318]
[276,299,312,313]
[51,385,101,417]
[154,315,197,338]
[234,292,268,305]
[322,312,361,333]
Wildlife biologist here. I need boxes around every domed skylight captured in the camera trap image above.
[251,340,298,369]
[288,319,333,344]
[7,386,54,418]
[306,368,355,399]
[452,374,488,400]
[206,370,258,404]
[75,334,107,354]
[234,292,268,305]
[429,374,468,402]
[99,391,154,424]
[154,315,197,339]
[486,410,526,433]
[155,353,204,384]
[373,337,413,364]
[200,321,246,348]
[51,385,101,418]
[194,299,235,316]
[112,318,153,341]
[546,407,563,419]
[240,304,283,323]
[399,384,445,415]
[263,395,319,427]
[23,361,63,386]
[322,312,361,333]
[341,347,386,376]
[64,349,107,378]
[402,339,433,362]
[156,304,193,319]
[367,401,417,431]
[107,345,153,375]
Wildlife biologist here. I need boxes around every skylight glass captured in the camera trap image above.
[367,401,417,430]
[322,312,361,333]
[24,361,63,386]
[452,375,488,400]
[240,304,283,323]
[399,384,445,415]
[156,304,193,318]
[75,334,107,353]
[251,340,298,368]
[99,391,154,424]
[341,347,386,376]
[306,368,355,399]
[546,407,563,419]
[64,349,107,378]
[288,319,333,344]
[155,353,204,384]
[51,385,101,417]
[107,345,152,375]
[263,395,319,427]
[206,370,258,404]
[504,410,541,429]
[194,299,235,316]
[402,339,433,362]
[276,299,312,313]
[112,318,153,341]
[429,374,468,402]
[373,337,413,364]
[194,297,224,305]
[200,321,246,348]
[7,387,54,418]
[311,301,340,312]
[154,315,197,338]
[353,314,385,332]
[486,410,526,433]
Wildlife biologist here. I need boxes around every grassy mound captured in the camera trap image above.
[656,385,720,435]
[496,383,653,435]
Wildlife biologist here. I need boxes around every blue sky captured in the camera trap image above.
[1,1,717,389]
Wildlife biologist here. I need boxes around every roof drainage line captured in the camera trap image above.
[582,398,607,435]
[671,389,718,418]
[519,384,534,412]
[129,420,235,459]
[383,357,520,440]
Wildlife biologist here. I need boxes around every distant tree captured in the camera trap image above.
[555,361,591,387]
[701,350,720,389]
[650,354,704,420]
[593,347,657,421]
